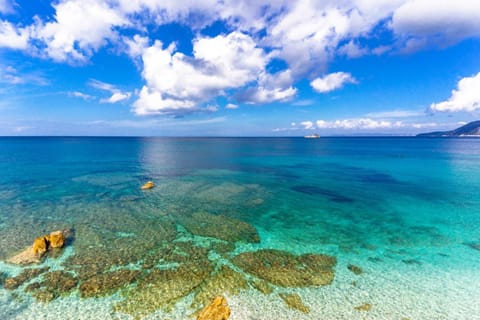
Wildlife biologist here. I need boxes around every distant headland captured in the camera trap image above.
[417,120,480,137]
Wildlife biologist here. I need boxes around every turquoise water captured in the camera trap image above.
[0,137,479,319]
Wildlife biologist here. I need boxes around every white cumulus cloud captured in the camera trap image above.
[134,32,268,115]
[311,72,357,93]
[32,0,127,62]
[1,0,480,118]
[0,21,30,49]
[430,72,480,113]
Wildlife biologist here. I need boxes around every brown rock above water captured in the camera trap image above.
[7,229,69,265]
[32,236,49,257]
[141,181,155,190]
[197,296,231,320]
[48,231,65,248]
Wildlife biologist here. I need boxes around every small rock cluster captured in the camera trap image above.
[7,230,68,265]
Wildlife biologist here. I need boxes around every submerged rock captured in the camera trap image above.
[355,303,372,311]
[7,248,41,265]
[464,242,480,251]
[63,219,176,280]
[114,257,214,318]
[197,296,231,320]
[193,265,248,309]
[4,267,50,290]
[250,279,273,295]
[41,271,78,294]
[232,249,336,287]
[347,264,363,275]
[279,293,310,313]
[79,269,141,298]
[178,211,260,243]
[0,272,7,287]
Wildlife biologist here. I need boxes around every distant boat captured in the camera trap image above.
[304,133,320,139]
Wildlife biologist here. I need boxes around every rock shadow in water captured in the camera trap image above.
[291,185,354,203]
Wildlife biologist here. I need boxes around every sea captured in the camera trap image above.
[0,137,479,320]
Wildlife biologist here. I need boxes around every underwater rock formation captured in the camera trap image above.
[114,257,214,318]
[197,296,231,320]
[347,264,363,275]
[232,249,336,287]
[193,265,248,308]
[279,293,310,313]
[63,219,177,280]
[24,271,78,302]
[4,267,50,290]
[250,279,273,295]
[355,303,372,311]
[177,211,260,243]
[80,269,141,298]
[464,242,480,251]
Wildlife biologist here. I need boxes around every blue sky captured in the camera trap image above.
[1,0,480,136]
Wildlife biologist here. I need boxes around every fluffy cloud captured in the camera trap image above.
[391,0,480,48]
[311,72,357,93]
[134,32,268,115]
[0,21,30,49]
[237,70,297,104]
[2,0,480,117]
[430,72,480,113]
[32,0,127,62]
[225,103,238,109]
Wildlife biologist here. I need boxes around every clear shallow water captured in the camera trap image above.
[0,137,479,319]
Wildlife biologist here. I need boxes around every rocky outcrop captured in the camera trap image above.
[48,231,66,248]
[141,181,155,190]
[197,296,231,320]
[7,230,69,265]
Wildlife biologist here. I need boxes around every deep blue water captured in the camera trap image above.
[1,137,479,319]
